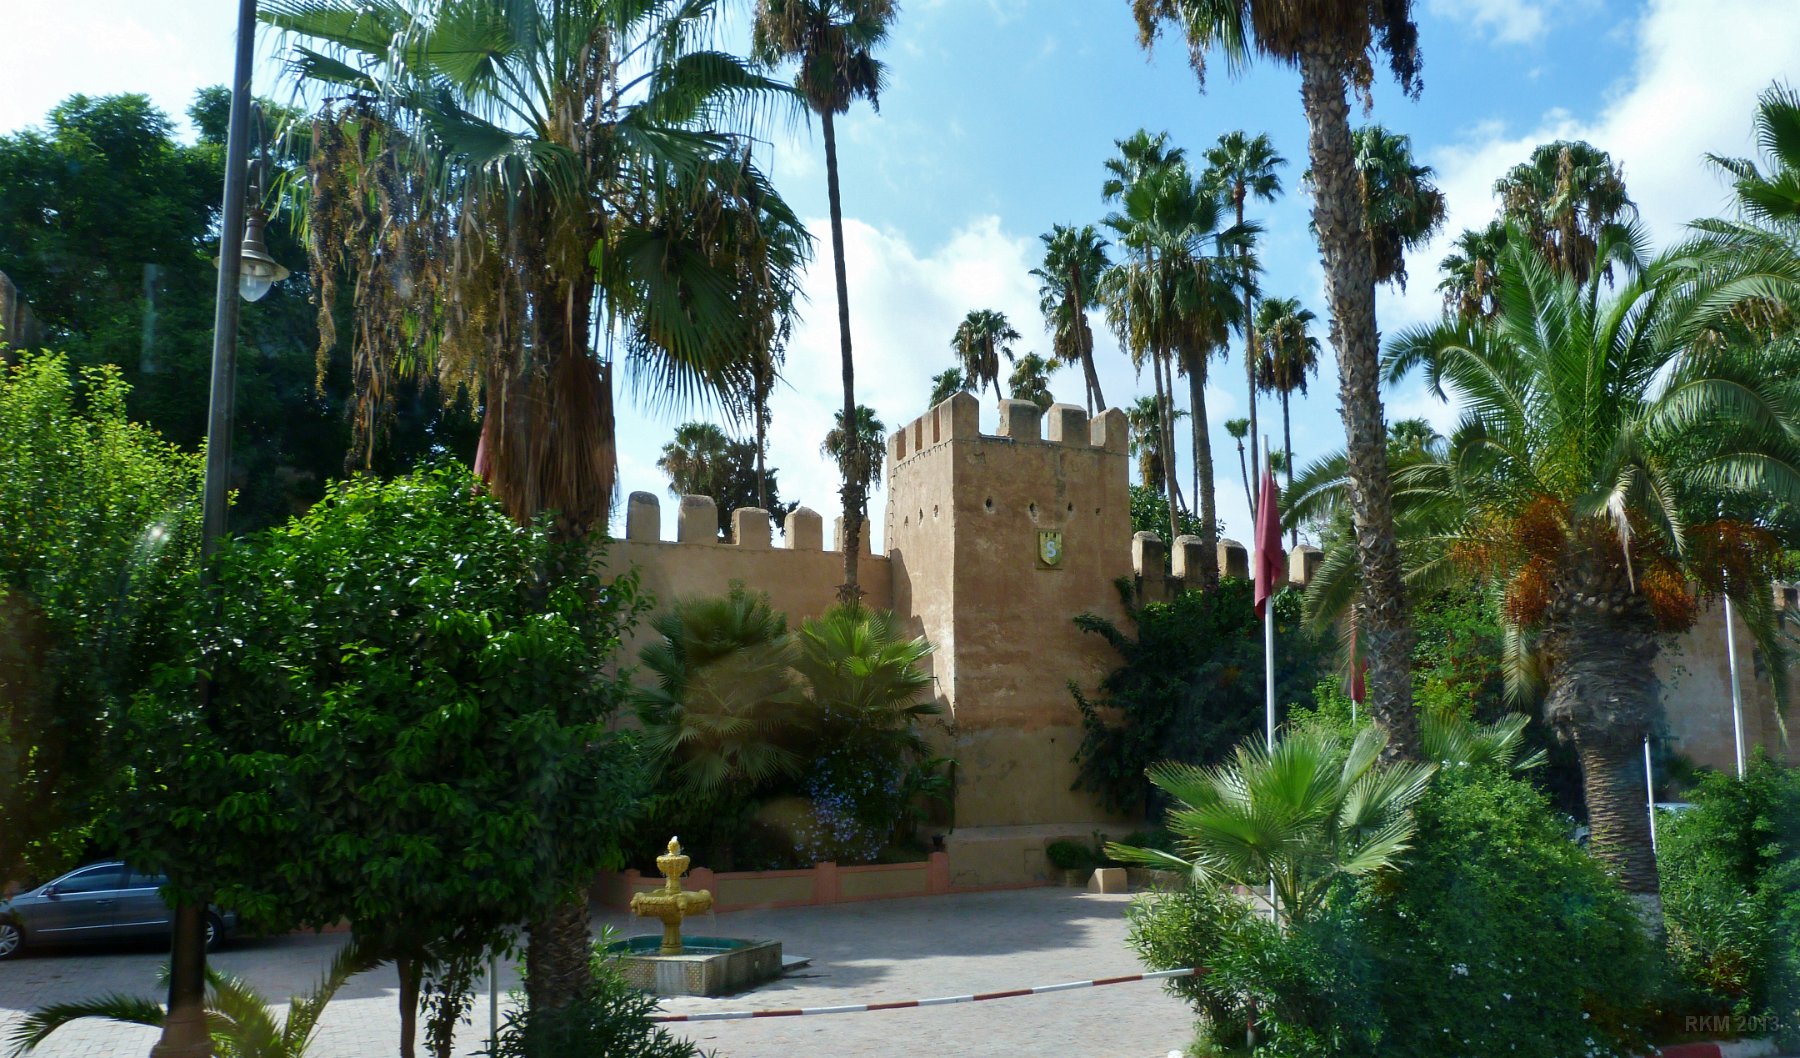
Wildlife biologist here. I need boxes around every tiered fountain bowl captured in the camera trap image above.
[613,838,783,997]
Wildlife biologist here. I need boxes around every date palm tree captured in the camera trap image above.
[1127,394,1187,497]
[754,0,895,602]
[264,0,807,1014]
[1007,352,1061,410]
[951,309,1022,404]
[1130,0,1428,760]
[1033,224,1112,414]
[1202,131,1286,494]
[1290,225,1800,894]
[1709,83,1800,227]
[1344,125,1446,291]
[1494,140,1637,287]
[1225,416,1253,516]
[1254,296,1319,542]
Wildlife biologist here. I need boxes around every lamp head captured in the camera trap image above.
[236,207,289,302]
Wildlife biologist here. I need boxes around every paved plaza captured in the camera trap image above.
[0,888,1196,1058]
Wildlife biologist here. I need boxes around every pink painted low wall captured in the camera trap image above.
[597,851,1031,913]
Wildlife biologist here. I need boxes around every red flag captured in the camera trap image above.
[1253,464,1284,619]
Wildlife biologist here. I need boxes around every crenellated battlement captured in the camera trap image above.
[620,492,872,554]
[887,392,1130,472]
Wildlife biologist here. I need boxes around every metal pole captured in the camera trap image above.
[152,2,254,1055]
[1644,735,1658,856]
[1725,594,1746,778]
[489,953,500,1051]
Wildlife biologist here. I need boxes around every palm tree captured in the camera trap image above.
[928,367,968,407]
[1225,416,1253,516]
[1131,0,1428,760]
[1104,152,1247,578]
[1202,131,1286,516]
[1344,125,1446,291]
[754,0,895,603]
[265,0,806,1015]
[658,422,733,500]
[1127,394,1187,497]
[794,606,938,786]
[1494,140,1637,287]
[8,940,379,1058]
[1033,224,1112,414]
[822,404,886,528]
[1108,727,1435,925]
[1385,417,1443,458]
[1709,83,1800,227]
[1291,225,1800,894]
[1007,352,1061,410]
[1254,296,1320,543]
[951,309,1022,404]
[1438,221,1510,322]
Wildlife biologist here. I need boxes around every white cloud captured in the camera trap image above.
[1426,0,1549,46]
[1386,0,1800,331]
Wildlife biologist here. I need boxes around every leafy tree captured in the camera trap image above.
[822,404,886,524]
[118,466,648,1055]
[7,940,380,1058]
[1129,484,1204,548]
[1033,224,1112,414]
[1070,580,1324,814]
[1132,0,1429,759]
[754,0,897,602]
[1293,225,1800,893]
[1202,131,1286,519]
[1109,726,1436,925]
[267,0,806,1004]
[1006,351,1060,410]
[0,353,201,881]
[1494,140,1637,287]
[1254,294,1320,531]
[927,367,968,407]
[950,308,1021,404]
[1330,125,1446,291]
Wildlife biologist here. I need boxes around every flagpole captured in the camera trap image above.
[1725,593,1746,778]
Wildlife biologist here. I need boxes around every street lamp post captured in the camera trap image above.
[150,0,283,1052]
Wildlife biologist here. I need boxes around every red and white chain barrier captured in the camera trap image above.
[649,967,1201,1023]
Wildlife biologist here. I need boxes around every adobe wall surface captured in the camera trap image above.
[1658,595,1798,773]
[597,493,891,665]
[885,394,1137,834]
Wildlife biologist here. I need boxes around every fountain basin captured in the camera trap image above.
[607,935,784,996]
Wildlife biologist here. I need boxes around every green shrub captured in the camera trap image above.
[1046,840,1098,872]
[1129,770,1656,1058]
[1659,756,1800,1042]
[487,934,703,1058]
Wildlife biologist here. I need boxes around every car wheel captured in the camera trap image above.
[203,914,223,953]
[0,921,23,960]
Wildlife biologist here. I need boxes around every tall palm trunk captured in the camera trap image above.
[1544,580,1662,896]
[754,372,769,511]
[1072,267,1105,414]
[1234,434,1253,520]
[1237,190,1260,521]
[1187,358,1220,585]
[1281,389,1296,546]
[1297,42,1419,760]
[821,110,863,601]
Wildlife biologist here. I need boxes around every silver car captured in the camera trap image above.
[0,861,237,959]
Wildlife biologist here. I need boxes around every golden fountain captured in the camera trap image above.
[630,837,714,955]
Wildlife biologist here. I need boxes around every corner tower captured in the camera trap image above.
[885,393,1135,884]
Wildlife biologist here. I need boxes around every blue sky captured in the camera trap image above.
[5,0,1798,547]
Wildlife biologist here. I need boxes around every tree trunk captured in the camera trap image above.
[1153,352,1180,544]
[150,904,210,1058]
[1239,193,1260,524]
[1282,390,1297,546]
[1544,583,1662,894]
[1235,437,1253,521]
[1297,42,1419,760]
[526,885,593,1016]
[1081,331,1105,415]
[1187,358,1220,586]
[754,373,769,512]
[397,956,422,1058]
[822,110,862,602]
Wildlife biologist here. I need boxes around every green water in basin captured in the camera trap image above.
[607,935,754,956]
